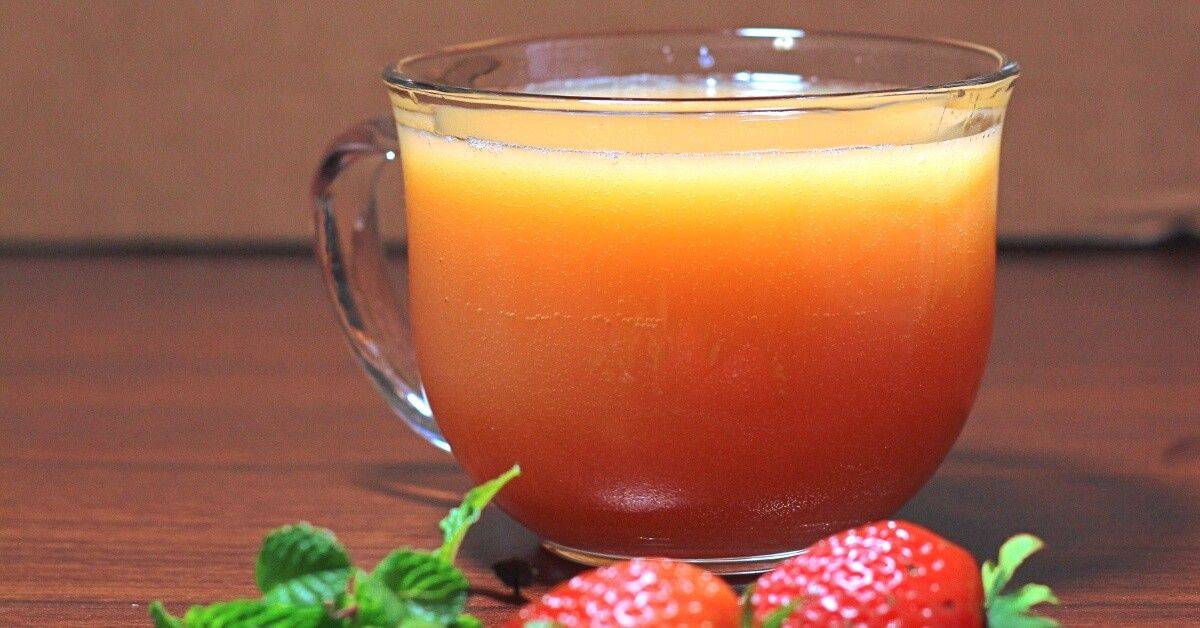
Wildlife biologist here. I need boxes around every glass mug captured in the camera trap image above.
[313,28,1017,573]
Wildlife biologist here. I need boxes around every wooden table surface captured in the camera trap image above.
[2,251,1198,626]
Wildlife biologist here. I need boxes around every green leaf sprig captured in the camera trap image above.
[150,465,520,628]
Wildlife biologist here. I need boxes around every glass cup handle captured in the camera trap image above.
[311,117,447,451]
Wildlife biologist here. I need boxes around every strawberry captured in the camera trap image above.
[508,557,740,627]
[749,521,1058,627]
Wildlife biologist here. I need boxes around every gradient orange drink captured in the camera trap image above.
[393,77,1007,559]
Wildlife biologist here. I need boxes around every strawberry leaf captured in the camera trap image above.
[761,600,800,628]
[149,601,183,628]
[999,583,1059,613]
[989,583,1059,627]
[256,522,352,605]
[984,534,1060,628]
[437,464,520,562]
[986,615,1060,628]
[982,533,1041,599]
[738,583,756,628]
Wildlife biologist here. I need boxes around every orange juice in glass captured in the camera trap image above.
[314,29,1017,572]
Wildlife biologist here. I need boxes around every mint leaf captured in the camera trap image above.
[451,614,485,628]
[984,534,1060,628]
[256,522,352,605]
[153,470,523,627]
[393,618,482,628]
[437,464,520,562]
[264,569,351,607]
[149,601,183,628]
[180,599,329,627]
[349,569,407,627]
[372,550,469,623]
[349,551,470,627]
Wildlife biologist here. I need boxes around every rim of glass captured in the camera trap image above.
[383,27,1019,105]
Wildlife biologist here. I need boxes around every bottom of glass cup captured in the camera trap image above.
[541,541,805,575]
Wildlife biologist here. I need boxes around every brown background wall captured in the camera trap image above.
[2,1,1198,247]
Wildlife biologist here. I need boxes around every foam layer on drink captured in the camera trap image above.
[519,72,894,98]
[397,126,999,247]
[392,73,1005,152]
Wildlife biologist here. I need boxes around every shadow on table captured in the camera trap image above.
[356,449,1198,596]
[898,448,1199,588]
[354,460,467,509]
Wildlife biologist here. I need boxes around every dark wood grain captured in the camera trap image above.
[1,252,1198,626]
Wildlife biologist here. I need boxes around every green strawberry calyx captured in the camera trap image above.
[983,534,1060,628]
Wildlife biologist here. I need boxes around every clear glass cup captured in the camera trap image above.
[313,28,1017,573]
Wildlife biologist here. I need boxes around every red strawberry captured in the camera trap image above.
[750,521,1058,627]
[508,557,740,627]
